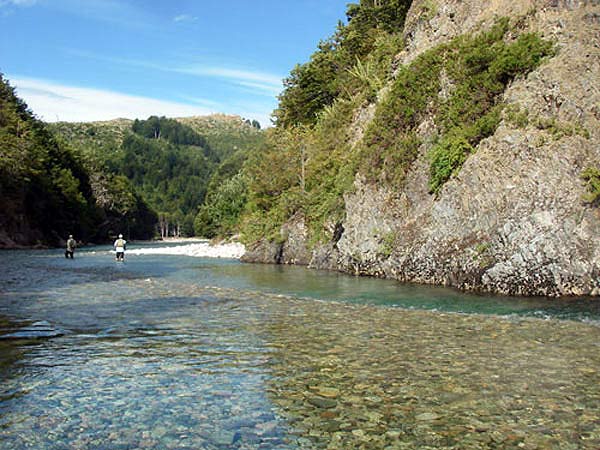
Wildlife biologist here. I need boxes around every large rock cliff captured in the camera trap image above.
[244,0,600,297]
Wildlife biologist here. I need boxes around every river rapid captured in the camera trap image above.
[1,243,599,449]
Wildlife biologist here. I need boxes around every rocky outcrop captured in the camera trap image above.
[242,214,311,265]
[248,0,600,297]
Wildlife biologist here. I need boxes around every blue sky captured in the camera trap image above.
[0,0,350,127]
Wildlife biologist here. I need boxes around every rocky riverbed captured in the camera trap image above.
[1,252,599,449]
[256,291,600,449]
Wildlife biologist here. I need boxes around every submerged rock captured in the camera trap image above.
[307,396,337,409]
[0,320,68,340]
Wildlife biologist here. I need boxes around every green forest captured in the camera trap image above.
[0,74,155,246]
[0,70,264,246]
[49,114,264,242]
[0,0,557,248]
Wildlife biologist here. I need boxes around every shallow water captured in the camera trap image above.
[1,245,599,449]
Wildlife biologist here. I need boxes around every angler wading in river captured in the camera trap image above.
[65,235,76,259]
[113,234,126,261]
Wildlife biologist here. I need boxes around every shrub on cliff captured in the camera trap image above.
[360,18,554,192]
[582,167,600,206]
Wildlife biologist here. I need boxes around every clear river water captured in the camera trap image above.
[1,242,599,449]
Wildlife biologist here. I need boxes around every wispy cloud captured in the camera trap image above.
[10,76,215,122]
[177,66,283,96]
[0,0,37,7]
[173,14,197,23]
[9,75,274,127]
[66,48,284,97]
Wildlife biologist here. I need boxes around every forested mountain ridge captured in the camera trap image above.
[49,114,264,239]
[0,70,263,246]
[237,0,600,297]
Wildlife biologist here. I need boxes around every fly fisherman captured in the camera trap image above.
[114,234,127,261]
[65,235,76,259]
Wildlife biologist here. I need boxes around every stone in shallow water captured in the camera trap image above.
[210,430,236,446]
[0,321,67,340]
[307,397,337,409]
[416,412,443,421]
[308,386,340,398]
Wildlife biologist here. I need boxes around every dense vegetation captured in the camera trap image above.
[50,114,264,240]
[121,117,214,236]
[0,74,155,246]
[274,0,411,127]
[234,4,555,246]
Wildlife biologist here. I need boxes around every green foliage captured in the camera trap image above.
[240,92,365,245]
[52,167,87,208]
[360,18,553,190]
[0,74,108,245]
[274,0,411,127]
[472,242,494,268]
[91,173,157,239]
[473,242,491,257]
[178,115,265,163]
[504,104,530,128]
[428,135,474,194]
[377,231,397,258]
[194,173,248,238]
[52,114,264,239]
[275,49,339,127]
[534,116,591,140]
[581,167,600,206]
[256,2,413,243]
[132,116,210,151]
[118,132,213,236]
[346,57,385,100]
[418,0,437,21]
[360,47,442,185]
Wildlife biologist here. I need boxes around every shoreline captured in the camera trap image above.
[126,241,246,259]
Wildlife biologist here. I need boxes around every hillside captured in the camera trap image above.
[50,114,265,239]
[51,114,262,166]
[239,0,600,297]
[0,76,154,247]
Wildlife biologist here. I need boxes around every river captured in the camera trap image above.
[1,243,599,449]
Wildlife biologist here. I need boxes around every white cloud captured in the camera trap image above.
[173,14,197,23]
[10,76,215,122]
[178,65,283,96]
[64,49,283,98]
[9,76,274,127]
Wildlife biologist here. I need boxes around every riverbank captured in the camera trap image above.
[127,240,246,259]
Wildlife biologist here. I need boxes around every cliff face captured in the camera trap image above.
[244,0,600,297]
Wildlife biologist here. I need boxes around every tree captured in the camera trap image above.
[273,0,412,128]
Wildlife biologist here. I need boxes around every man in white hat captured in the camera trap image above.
[113,234,127,261]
